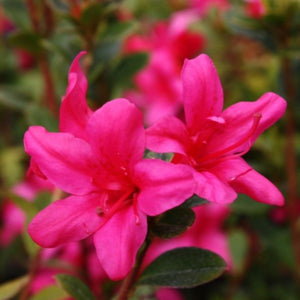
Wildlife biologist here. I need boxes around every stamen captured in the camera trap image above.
[197,113,261,164]
[132,193,140,225]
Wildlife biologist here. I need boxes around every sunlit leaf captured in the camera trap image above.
[0,275,29,300]
[29,285,68,300]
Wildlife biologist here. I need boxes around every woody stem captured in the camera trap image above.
[116,233,153,300]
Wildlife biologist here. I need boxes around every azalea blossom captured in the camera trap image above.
[24,52,194,280]
[147,54,286,205]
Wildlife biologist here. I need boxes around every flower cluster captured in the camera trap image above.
[24,51,286,281]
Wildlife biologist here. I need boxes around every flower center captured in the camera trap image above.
[95,187,140,229]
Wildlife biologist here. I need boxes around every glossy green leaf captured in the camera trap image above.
[138,247,226,288]
[151,207,195,239]
[55,274,96,300]
[0,275,29,300]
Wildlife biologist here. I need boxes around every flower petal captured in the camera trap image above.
[59,51,93,139]
[211,158,284,205]
[28,194,104,247]
[193,170,237,204]
[203,92,287,155]
[93,206,147,280]
[146,115,191,155]
[182,54,224,134]
[86,99,145,171]
[134,159,194,216]
[24,126,96,195]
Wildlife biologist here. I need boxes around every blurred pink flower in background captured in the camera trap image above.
[124,12,204,125]
[245,0,266,19]
[0,173,53,246]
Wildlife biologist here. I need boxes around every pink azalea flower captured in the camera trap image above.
[24,52,195,280]
[147,54,286,205]
[143,203,231,269]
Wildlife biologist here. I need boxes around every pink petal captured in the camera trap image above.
[24,126,96,195]
[193,170,237,204]
[211,158,284,205]
[134,159,194,216]
[203,92,287,155]
[59,51,93,139]
[86,99,145,171]
[93,206,147,280]
[182,54,223,134]
[28,195,104,247]
[146,116,191,155]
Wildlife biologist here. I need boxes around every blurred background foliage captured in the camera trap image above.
[0,0,299,299]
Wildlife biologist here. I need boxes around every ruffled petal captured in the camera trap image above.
[211,158,284,205]
[24,126,96,195]
[182,54,223,134]
[203,92,287,155]
[146,115,191,155]
[59,51,93,139]
[28,194,104,247]
[86,99,145,173]
[193,170,237,204]
[93,206,147,280]
[134,159,194,216]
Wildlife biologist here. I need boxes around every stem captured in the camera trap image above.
[116,234,153,300]
[19,249,42,300]
[24,0,58,117]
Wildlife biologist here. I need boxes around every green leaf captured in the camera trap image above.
[29,285,68,300]
[109,53,149,88]
[9,31,44,55]
[0,275,29,300]
[182,194,209,208]
[55,274,96,300]
[151,207,195,239]
[25,104,58,131]
[0,0,31,30]
[0,89,29,111]
[138,247,226,288]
